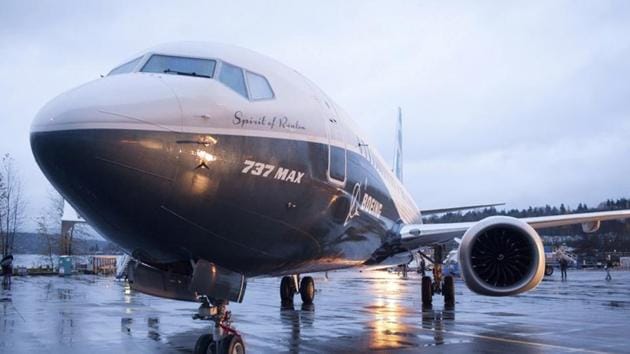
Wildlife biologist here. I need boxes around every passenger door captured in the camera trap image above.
[325,105,347,186]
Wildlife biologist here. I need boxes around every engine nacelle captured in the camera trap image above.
[458,216,545,296]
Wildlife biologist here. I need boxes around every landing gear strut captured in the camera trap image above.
[420,245,455,308]
[193,296,245,354]
[280,275,315,306]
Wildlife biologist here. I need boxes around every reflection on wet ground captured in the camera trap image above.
[1,270,629,353]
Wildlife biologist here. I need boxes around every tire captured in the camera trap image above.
[222,334,245,354]
[299,276,315,304]
[545,265,554,276]
[193,333,213,354]
[421,276,432,306]
[280,276,294,304]
[443,275,455,307]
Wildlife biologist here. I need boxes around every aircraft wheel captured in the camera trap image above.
[280,276,295,304]
[545,265,554,276]
[443,275,455,307]
[221,334,245,354]
[299,276,315,304]
[194,333,213,354]
[421,276,432,306]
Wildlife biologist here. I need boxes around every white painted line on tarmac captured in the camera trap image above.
[444,330,611,354]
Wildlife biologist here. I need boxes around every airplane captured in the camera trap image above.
[30,42,630,354]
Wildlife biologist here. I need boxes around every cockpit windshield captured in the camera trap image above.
[108,56,142,76]
[141,54,216,78]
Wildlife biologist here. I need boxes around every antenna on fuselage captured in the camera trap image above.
[393,107,403,183]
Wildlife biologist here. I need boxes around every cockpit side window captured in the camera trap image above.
[141,54,216,78]
[246,71,274,100]
[219,62,248,98]
[108,56,142,76]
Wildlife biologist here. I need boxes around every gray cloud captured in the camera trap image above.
[1,1,629,231]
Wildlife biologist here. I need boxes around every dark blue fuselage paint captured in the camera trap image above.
[31,129,402,277]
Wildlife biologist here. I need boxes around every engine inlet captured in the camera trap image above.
[471,227,534,287]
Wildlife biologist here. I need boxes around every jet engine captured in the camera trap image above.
[458,216,545,296]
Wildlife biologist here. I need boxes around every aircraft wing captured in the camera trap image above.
[398,209,630,250]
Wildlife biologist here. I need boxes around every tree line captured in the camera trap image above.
[424,198,630,254]
[424,198,630,233]
[0,154,25,258]
[0,153,88,259]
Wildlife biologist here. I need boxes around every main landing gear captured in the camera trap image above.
[280,275,315,306]
[420,245,455,308]
[193,296,245,354]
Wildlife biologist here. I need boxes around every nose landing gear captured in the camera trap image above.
[420,245,455,308]
[193,296,246,354]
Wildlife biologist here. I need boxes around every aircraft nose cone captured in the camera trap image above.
[30,75,182,261]
[30,92,80,189]
[31,73,182,193]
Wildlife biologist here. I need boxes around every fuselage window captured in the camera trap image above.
[246,71,274,100]
[108,56,142,76]
[219,62,248,98]
[141,54,215,78]
[329,146,346,182]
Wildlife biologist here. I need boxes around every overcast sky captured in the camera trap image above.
[2,1,630,231]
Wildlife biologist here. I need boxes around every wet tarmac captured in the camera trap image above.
[1,269,629,353]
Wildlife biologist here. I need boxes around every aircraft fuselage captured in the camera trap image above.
[30,42,420,277]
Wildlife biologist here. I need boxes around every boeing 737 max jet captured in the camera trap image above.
[29,42,630,353]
